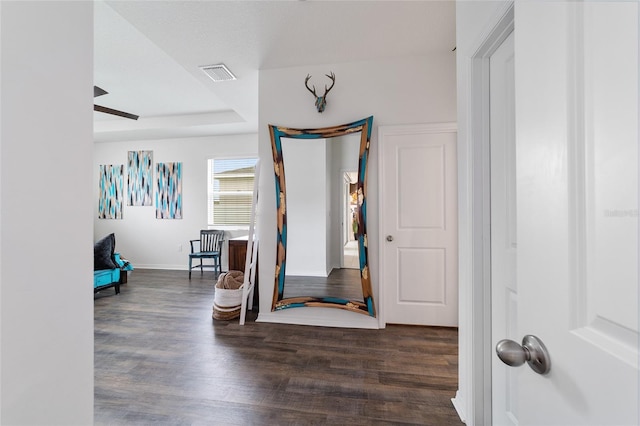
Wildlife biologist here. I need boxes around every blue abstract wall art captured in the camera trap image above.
[156,162,182,219]
[127,150,153,206]
[98,164,124,219]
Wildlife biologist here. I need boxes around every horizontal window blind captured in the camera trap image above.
[208,158,258,226]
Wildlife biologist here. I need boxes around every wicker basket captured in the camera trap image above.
[212,271,244,321]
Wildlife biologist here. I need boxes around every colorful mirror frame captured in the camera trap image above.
[269,116,376,317]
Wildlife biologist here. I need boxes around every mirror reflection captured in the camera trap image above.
[281,134,362,301]
[269,117,375,316]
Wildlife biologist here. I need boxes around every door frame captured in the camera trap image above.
[451,3,514,425]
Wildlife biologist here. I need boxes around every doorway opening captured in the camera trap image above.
[342,171,358,269]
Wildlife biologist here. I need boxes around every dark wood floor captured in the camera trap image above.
[283,268,364,301]
[94,269,462,425]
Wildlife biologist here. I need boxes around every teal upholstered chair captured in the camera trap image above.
[189,230,225,279]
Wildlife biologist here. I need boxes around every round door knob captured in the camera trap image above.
[496,335,551,375]
[386,235,394,242]
[495,339,527,367]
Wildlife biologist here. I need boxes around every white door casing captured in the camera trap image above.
[379,123,458,326]
[489,30,518,426]
[451,3,515,422]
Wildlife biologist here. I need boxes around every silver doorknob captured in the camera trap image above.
[386,235,393,242]
[496,335,551,375]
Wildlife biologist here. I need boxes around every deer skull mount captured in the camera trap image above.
[304,72,335,113]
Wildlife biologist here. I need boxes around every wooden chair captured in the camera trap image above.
[188,230,225,279]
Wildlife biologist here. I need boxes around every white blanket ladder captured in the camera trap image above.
[239,159,260,325]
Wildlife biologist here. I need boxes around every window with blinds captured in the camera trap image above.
[207,158,258,226]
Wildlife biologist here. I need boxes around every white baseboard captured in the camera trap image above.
[132,264,187,270]
[451,391,467,424]
[257,308,380,329]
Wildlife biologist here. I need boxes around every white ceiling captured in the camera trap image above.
[93,1,456,143]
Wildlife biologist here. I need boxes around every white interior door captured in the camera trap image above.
[492,3,639,424]
[489,30,518,425]
[380,124,458,326]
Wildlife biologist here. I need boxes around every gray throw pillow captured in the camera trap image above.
[94,233,118,270]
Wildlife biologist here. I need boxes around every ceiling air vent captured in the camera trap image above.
[200,64,237,82]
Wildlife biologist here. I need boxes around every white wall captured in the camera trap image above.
[0,2,94,424]
[257,54,456,328]
[281,137,328,276]
[93,134,257,271]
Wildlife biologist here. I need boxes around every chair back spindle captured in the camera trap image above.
[188,229,225,279]
[201,230,224,252]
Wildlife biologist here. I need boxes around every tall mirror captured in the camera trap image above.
[268,116,375,317]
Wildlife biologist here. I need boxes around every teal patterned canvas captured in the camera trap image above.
[98,164,124,219]
[127,150,153,206]
[156,162,182,219]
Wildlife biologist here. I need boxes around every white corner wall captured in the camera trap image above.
[93,134,257,271]
[0,2,94,424]
[257,54,456,328]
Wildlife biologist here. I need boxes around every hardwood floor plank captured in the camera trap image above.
[95,269,463,425]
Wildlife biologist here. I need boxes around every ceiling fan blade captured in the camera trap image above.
[94,104,139,120]
[94,86,108,97]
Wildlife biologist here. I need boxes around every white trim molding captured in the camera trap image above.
[453,2,514,425]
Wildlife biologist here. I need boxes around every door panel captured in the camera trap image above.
[398,145,445,229]
[380,124,458,326]
[510,2,638,424]
[578,1,638,362]
[398,248,445,303]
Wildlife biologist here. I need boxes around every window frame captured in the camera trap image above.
[207,156,258,229]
